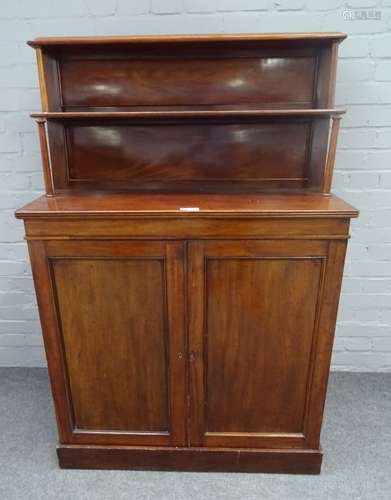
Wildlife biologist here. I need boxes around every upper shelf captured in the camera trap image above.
[33,33,343,113]
[31,109,346,121]
[28,32,347,48]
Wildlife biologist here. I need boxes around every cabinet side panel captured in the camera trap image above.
[315,42,339,108]
[27,241,74,442]
[51,258,169,432]
[38,49,62,111]
[305,240,348,447]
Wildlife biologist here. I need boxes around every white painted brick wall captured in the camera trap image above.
[0,0,390,371]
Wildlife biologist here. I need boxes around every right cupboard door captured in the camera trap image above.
[188,239,346,449]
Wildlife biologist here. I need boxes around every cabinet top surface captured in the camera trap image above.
[28,32,347,47]
[16,192,358,219]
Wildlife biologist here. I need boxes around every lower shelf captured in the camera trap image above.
[57,445,322,474]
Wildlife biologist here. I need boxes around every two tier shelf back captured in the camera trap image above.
[29,33,346,194]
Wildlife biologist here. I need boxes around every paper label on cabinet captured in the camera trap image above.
[179,207,200,212]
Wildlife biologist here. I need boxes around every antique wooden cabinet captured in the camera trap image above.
[16,33,358,474]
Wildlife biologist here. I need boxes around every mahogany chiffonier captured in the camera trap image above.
[16,33,358,474]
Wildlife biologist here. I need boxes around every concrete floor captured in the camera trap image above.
[0,368,390,500]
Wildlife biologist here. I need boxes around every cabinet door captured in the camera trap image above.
[188,240,346,449]
[29,240,186,447]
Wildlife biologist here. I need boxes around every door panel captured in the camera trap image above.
[45,240,186,446]
[206,257,320,434]
[53,259,168,432]
[188,240,327,448]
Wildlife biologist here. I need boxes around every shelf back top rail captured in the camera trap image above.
[27,33,347,48]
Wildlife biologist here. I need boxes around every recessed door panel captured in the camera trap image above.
[206,257,320,433]
[188,240,327,449]
[53,259,168,432]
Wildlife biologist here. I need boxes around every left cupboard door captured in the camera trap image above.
[28,240,187,447]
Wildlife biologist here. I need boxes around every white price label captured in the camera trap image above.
[179,207,200,212]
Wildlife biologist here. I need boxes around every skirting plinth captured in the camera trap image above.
[57,445,323,474]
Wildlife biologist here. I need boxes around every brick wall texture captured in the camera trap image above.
[1,0,391,370]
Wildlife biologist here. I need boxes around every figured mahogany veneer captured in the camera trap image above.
[16,33,358,473]
[53,258,169,432]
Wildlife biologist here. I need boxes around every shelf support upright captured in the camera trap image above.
[323,114,342,194]
[35,118,54,196]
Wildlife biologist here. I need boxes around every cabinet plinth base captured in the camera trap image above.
[57,445,322,474]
